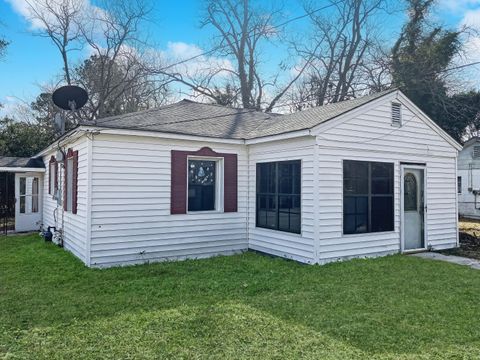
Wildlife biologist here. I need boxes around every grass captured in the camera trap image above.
[1,235,480,359]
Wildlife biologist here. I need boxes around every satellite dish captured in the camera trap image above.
[52,85,88,111]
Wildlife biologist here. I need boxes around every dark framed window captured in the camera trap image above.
[458,176,462,194]
[188,159,217,211]
[256,160,301,234]
[343,160,394,234]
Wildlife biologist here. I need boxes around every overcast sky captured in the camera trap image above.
[1,0,479,118]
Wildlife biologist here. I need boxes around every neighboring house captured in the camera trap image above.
[0,89,461,267]
[458,137,480,218]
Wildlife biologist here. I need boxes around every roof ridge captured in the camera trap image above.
[136,109,270,128]
[282,88,397,118]
[179,98,268,113]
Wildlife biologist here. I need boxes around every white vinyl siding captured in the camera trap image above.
[88,134,248,267]
[247,137,316,264]
[42,137,89,262]
[315,98,458,263]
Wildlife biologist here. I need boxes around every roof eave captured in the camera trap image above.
[0,167,46,173]
[245,129,313,144]
[83,126,246,144]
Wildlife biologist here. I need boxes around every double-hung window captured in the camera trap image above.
[256,160,301,234]
[343,160,394,234]
[188,159,219,212]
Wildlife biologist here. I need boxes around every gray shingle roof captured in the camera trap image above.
[0,157,44,168]
[82,89,396,140]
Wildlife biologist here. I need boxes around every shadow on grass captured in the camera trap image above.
[2,234,480,358]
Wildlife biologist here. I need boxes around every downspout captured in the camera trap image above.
[245,140,250,251]
[312,130,321,264]
[85,136,93,266]
[455,155,459,248]
[469,163,473,191]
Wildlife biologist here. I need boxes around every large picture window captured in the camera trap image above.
[188,159,217,211]
[256,160,301,234]
[343,160,394,234]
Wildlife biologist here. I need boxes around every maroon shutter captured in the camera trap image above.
[55,162,58,191]
[223,154,237,212]
[48,156,56,195]
[171,150,188,214]
[170,147,238,214]
[72,150,78,214]
[63,151,69,211]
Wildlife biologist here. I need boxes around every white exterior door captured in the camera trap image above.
[15,174,42,232]
[401,166,426,251]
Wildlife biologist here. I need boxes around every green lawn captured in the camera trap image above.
[1,235,480,359]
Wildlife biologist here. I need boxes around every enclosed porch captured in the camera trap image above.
[0,157,45,234]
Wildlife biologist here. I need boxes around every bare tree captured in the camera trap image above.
[154,0,310,111]
[23,0,170,121]
[25,0,85,84]
[292,0,389,107]
[77,0,170,120]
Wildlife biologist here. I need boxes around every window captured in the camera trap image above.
[32,177,39,213]
[404,173,417,211]
[256,160,301,234]
[188,159,217,211]
[391,102,402,127]
[19,177,26,214]
[66,157,74,212]
[49,157,57,196]
[64,148,78,214]
[171,147,237,215]
[343,160,394,234]
[458,176,462,194]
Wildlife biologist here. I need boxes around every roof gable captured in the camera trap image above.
[309,90,461,151]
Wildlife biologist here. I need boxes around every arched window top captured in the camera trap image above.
[404,173,417,211]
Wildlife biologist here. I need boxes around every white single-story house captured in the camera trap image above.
[458,137,480,218]
[1,89,461,267]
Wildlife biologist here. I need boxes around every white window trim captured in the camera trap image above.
[186,156,224,213]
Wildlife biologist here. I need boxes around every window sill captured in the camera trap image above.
[342,230,397,238]
[186,210,225,215]
[254,226,303,237]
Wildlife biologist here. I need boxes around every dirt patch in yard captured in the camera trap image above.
[439,218,480,260]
